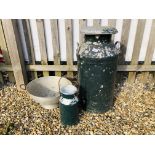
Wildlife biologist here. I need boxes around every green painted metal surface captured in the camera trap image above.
[59,85,79,126]
[78,55,118,113]
[60,103,79,126]
[77,27,119,113]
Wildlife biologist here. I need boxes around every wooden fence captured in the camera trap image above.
[0,19,155,90]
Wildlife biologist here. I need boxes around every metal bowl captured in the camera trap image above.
[26,76,72,109]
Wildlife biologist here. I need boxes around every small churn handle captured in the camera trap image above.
[58,76,64,93]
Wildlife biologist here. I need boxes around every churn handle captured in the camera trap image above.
[58,76,64,93]
[115,41,121,50]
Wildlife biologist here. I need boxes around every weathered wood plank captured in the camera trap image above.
[26,65,155,72]
[128,19,146,83]
[0,20,5,84]
[78,19,87,68]
[143,20,155,82]
[116,19,131,81]
[0,65,12,71]
[2,64,155,72]
[2,19,27,90]
[27,65,77,71]
[36,19,49,77]
[22,19,38,80]
[93,19,101,27]
[65,19,73,78]
[119,19,131,65]
[108,19,116,27]
[0,20,15,83]
[51,19,61,76]
[108,19,116,40]
[79,19,87,44]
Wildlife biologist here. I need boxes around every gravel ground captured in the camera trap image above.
[0,76,155,135]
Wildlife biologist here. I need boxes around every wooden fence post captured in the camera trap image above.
[36,19,49,77]
[108,19,116,41]
[65,19,74,78]
[142,20,155,82]
[93,19,101,27]
[0,20,15,83]
[128,19,146,83]
[79,19,87,44]
[2,19,27,90]
[51,19,61,77]
[108,19,116,27]
[120,19,131,65]
[0,21,5,84]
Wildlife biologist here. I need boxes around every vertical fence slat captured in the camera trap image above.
[108,19,116,27]
[128,19,146,82]
[93,19,101,27]
[144,20,155,64]
[2,19,27,90]
[125,20,138,62]
[108,19,116,40]
[0,20,5,84]
[51,19,61,76]
[79,19,87,44]
[0,20,15,83]
[65,19,73,78]
[143,20,155,81]
[36,19,49,77]
[139,20,152,62]
[119,19,131,65]
[22,19,38,80]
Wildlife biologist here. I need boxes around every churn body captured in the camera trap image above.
[77,27,120,113]
[59,85,79,126]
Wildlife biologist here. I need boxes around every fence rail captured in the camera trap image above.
[0,19,155,90]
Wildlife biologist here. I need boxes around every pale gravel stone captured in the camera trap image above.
[0,75,155,135]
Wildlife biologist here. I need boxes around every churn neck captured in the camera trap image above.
[60,85,77,99]
[81,27,118,43]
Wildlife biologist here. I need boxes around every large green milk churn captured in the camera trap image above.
[77,27,120,113]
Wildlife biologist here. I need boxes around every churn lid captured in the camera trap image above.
[78,27,119,59]
[81,27,118,35]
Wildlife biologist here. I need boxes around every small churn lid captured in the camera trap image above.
[81,27,118,35]
[60,85,77,96]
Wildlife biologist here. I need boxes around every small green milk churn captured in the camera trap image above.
[77,27,120,113]
[59,85,79,126]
